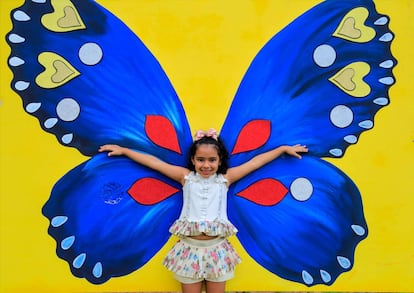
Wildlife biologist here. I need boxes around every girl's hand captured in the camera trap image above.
[284,144,308,159]
[98,144,125,156]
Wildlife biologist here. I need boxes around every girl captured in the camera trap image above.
[99,129,307,293]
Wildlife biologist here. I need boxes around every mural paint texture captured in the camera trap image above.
[2,0,412,292]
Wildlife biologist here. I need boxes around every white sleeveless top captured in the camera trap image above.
[169,172,238,237]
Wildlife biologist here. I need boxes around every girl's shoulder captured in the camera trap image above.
[184,171,196,181]
[216,173,228,183]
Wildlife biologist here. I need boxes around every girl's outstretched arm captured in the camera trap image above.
[98,144,189,185]
[225,144,308,185]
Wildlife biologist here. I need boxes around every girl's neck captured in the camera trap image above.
[194,171,218,179]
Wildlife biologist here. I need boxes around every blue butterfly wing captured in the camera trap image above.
[221,0,396,161]
[42,153,182,284]
[7,0,192,161]
[228,157,367,286]
[8,0,193,284]
[220,0,395,287]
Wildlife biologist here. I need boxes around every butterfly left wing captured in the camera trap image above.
[7,0,192,161]
[42,153,182,284]
[8,0,192,284]
[220,0,395,286]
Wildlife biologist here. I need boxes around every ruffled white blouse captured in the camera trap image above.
[169,172,238,237]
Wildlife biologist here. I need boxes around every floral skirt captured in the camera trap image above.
[163,237,241,280]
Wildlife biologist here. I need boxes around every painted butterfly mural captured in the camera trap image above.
[6,0,396,287]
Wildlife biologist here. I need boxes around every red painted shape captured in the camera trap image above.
[232,120,271,154]
[128,178,180,205]
[236,178,288,206]
[145,115,181,154]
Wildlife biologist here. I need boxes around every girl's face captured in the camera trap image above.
[191,144,221,178]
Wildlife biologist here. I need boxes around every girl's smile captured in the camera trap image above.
[191,144,221,178]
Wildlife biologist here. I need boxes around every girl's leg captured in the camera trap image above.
[181,281,203,293]
[205,280,226,293]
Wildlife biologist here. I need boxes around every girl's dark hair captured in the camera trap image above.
[187,136,229,174]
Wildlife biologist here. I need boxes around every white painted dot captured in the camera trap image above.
[379,33,393,42]
[379,60,394,68]
[313,44,336,68]
[358,120,373,129]
[13,10,30,21]
[93,262,103,278]
[15,81,30,91]
[337,256,351,269]
[56,98,80,121]
[344,135,357,144]
[73,253,86,269]
[290,177,313,201]
[62,133,73,144]
[302,270,314,285]
[8,33,25,43]
[351,224,366,236]
[9,56,25,67]
[26,102,41,113]
[51,215,68,227]
[379,77,394,85]
[61,236,75,250]
[320,270,331,283]
[373,97,388,105]
[44,118,58,129]
[79,43,103,65]
[330,105,353,128]
[329,148,343,157]
[375,16,388,25]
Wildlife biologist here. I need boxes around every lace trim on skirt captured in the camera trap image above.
[169,219,238,237]
[163,237,241,279]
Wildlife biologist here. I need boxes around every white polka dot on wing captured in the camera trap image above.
[313,44,336,68]
[290,177,313,201]
[56,98,80,121]
[44,117,58,129]
[25,102,41,113]
[8,33,25,43]
[374,16,388,25]
[330,105,353,128]
[79,43,103,66]
[8,56,25,67]
[62,133,74,144]
[13,10,30,21]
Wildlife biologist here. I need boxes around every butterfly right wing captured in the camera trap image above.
[227,156,367,286]
[220,0,395,162]
[219,0,394,286]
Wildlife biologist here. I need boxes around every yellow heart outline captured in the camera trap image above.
[41,0,85,32]
[35,52,80,89]
[329,62,371,98]
[333,7,375,43]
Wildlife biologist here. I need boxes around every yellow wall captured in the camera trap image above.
[1,0,413,292]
